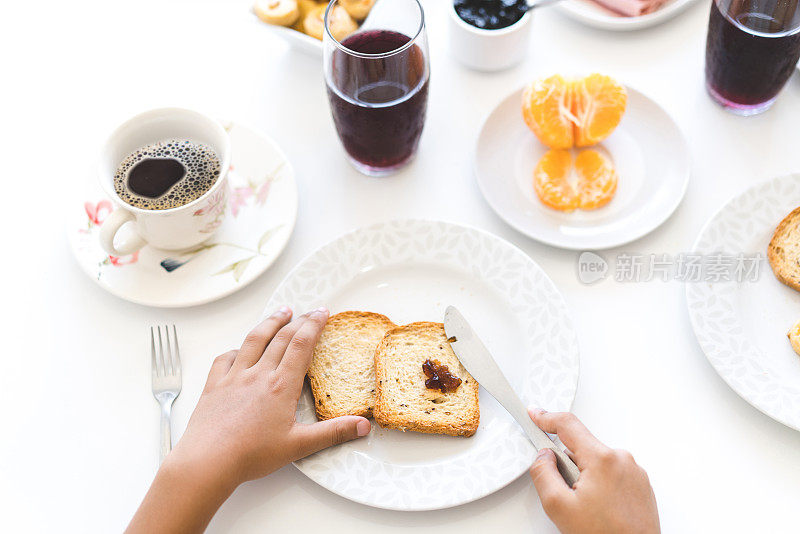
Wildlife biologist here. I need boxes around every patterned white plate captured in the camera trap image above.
[264,219,580,510]
[686,174,800,431]
[68,121,297,308]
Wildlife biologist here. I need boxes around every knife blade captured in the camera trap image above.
[443,305,580,487]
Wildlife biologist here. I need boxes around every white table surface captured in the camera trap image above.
[3,0,800,532]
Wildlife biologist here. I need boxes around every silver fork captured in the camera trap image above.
[151,325,182,464]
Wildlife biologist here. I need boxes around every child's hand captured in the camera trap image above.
[128,307,371,533]
[167,306,371,488]
[529,409,660,534]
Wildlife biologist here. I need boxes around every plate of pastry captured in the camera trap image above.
[687,174,800,432]
[264,219,580,510]
[253,0,376,56]
[555,0,701,31]
[475,73,689,250]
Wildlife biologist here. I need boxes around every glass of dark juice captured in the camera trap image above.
[324,0,429,176]
[705,0,800,115]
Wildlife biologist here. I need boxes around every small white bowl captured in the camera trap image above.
[448,2,532,72]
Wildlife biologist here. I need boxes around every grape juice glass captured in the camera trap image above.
[324,0,430,176]
[705,0,800,115]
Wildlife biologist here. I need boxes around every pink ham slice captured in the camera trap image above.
[589,0,670,16]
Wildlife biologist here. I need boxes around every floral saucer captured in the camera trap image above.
[68,121,297,308]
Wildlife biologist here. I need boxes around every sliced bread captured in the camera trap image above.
[768,206,800,292]
[373,322,480,437]
[789,319,800,357]
[307,311,396,420]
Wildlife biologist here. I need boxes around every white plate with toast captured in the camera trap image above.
[265,219,580,510]
[475,86,689,250]
[687,174,800,431]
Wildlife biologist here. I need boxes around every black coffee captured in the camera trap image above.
[114,139,221,210]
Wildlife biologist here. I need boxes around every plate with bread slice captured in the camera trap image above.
[265,219,580,510]
[687,174,800,432]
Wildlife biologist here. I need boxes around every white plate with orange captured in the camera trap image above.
[475,77,689,250]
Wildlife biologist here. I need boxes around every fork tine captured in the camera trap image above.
[150,327,158,378]
[164,324,173,376]
[157,326,166,377]
[172,324,181,376]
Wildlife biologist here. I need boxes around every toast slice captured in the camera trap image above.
[307,311,396,420]
[374,322,480,437]
[788,319,800,357]
[768,206,800,292]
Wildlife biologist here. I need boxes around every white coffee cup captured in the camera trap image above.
[98,108,231,256]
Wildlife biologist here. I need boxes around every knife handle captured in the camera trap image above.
[517,409,580,487]
[469,370,581,486]
[550,445,580,487]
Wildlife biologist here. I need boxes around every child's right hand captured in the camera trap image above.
[529,409,660,534]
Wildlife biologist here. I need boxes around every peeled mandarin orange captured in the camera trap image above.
[533,148,618,212]
[533,149,579,211]
[572,74,627,147]
[574,148,618,209]
[522,73,627,149]
[522,75,575,150]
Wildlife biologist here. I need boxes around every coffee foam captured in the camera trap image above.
[113,139,221,210]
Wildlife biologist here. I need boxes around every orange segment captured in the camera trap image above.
[572,74,627,147]
[574,149,618,209]
[522,75,575,150]
[533,149,618,212]
[521,73,627,149]
[533,149,579,211]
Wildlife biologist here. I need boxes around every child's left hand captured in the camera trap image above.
[169,306,371,486]
[127,306,370,534]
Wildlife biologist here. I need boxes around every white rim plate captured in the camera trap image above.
[260,21,322,57]
[264,219,580,510]
[686,174,800,431]
[475,85,689,251]
[68,121,298,308]
[253,0,410,58]
[555,0,700,31]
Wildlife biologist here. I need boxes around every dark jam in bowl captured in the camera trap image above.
[454,0,528,30]
[327,30,429,171]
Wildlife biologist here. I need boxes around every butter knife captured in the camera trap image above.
[443,305,580,486]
